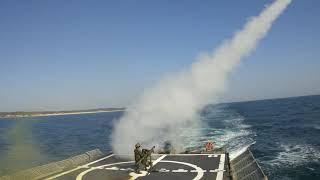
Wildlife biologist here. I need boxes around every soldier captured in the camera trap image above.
[134,144,155,173]
[205,141,215,152]
[134,143,143,173]
[141,146,155,170]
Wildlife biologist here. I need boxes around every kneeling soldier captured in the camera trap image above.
[134,143,155,173]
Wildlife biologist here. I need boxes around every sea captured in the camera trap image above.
[0,95,319,179]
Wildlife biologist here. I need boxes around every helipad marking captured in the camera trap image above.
[98,167,221,174]
[76,161,134,180]
[159,168,170,172]
[85,154,115,166]
[152,155,166,166]
[129,171,148,179]
[160,160,204,180]
[190,169,208,173]
[45,154,114,180]
[49,153,226,180]
[216,154,225,180]
[105,166,119,170]
[119,168,134,171]
[172,169,188,172]
[165,154,222,156]
[210,169,226,173]
[128,156,166,180]
[129,160,205,179]
[76,156,166,180]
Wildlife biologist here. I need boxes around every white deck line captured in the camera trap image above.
[45,154,114,180]
[78,161,134,180]
[45,167,83,180]
[128,155,167,180]
[107,153,222,156]
[216,154,226,180]
[152,155,167,166]
[161,153,222,156]
[161,160,204,180]
[84,154,114,166]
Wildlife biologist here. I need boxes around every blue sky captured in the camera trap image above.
[0,0,319,111]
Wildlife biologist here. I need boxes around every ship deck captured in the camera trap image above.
[45,153,231,180]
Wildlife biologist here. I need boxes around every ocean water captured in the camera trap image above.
[0,95,319,179]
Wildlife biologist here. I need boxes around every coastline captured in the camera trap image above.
[0,109,125,119]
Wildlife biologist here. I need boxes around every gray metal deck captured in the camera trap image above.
[44,153,230,180]
[0,148,267,180]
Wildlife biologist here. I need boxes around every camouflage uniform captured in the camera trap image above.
[134,143,143,173]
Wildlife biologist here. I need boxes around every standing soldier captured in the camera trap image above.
[134,143,143,173]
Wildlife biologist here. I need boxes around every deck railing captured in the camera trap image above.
[230,148,267,180]
[0,149,104,180]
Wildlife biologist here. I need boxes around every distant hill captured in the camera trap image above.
[0,108,125,118]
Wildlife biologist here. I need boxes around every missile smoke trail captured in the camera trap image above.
[111,0,291,155]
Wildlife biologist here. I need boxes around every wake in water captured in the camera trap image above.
[258,143,320,180]
[111,0,292,155]
[265,143,320,167]
[164,104,255,153]
[200,105,256,159]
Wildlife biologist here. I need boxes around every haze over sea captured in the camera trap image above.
[0,95,319,180]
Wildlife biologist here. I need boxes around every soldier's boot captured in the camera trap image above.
[135,163,142,174]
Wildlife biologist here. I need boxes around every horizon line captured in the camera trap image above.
[1,94,319,114]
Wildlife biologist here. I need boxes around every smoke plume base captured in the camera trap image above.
[111,0,292,156]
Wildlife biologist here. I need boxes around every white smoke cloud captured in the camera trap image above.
[111,0,292,155]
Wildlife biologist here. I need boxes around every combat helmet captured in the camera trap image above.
[135,143,141,148]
